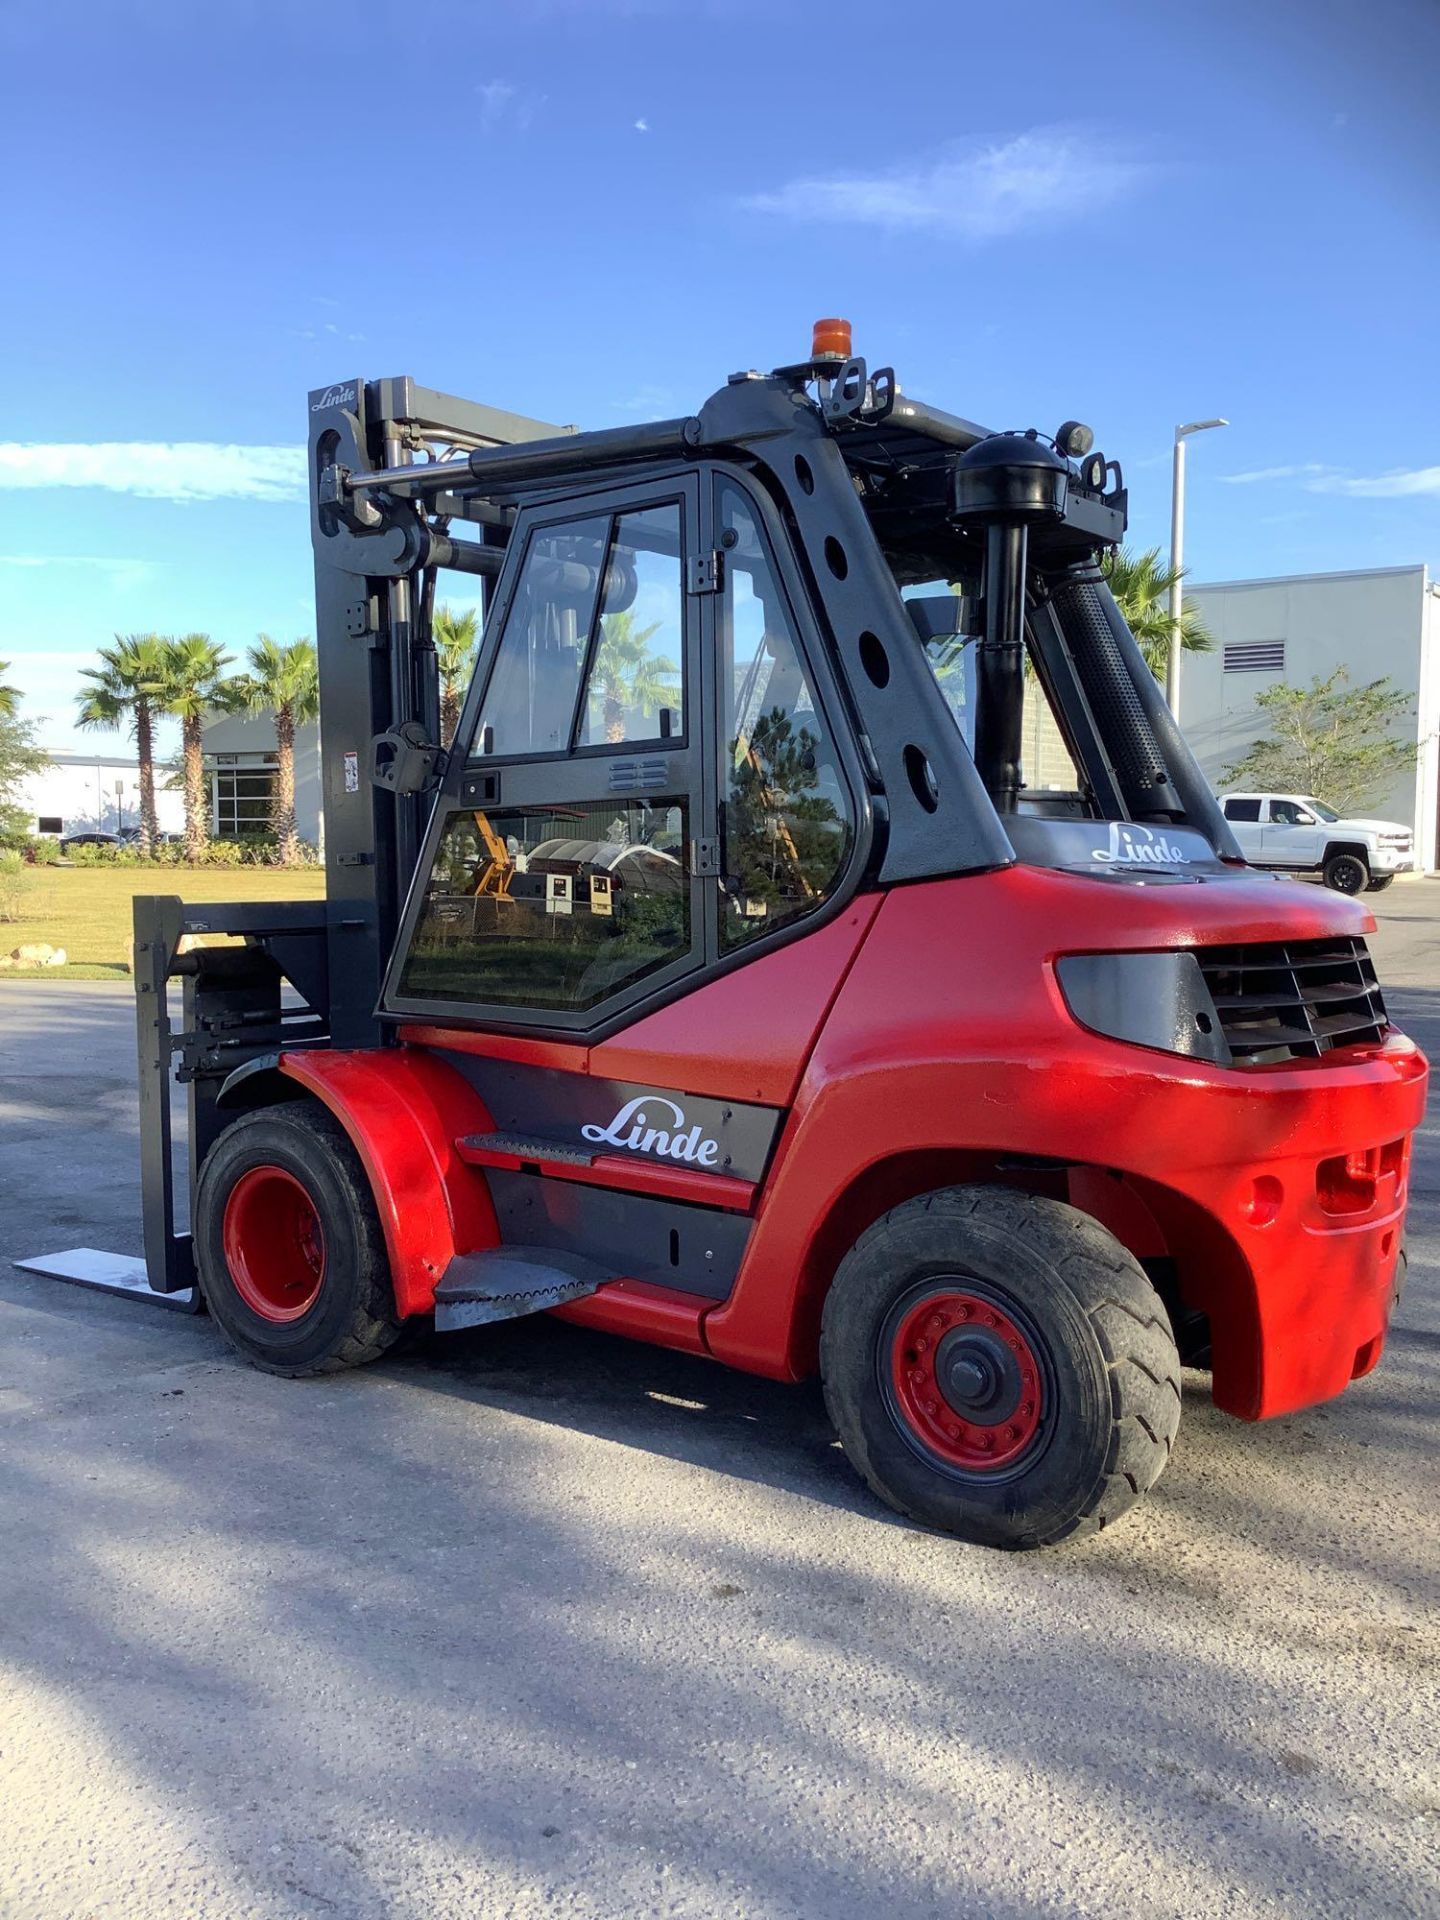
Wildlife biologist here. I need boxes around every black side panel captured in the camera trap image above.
[484,1169,751,1301]
[439,1053,782,1186]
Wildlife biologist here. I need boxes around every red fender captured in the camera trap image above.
[278,1047,497,1317]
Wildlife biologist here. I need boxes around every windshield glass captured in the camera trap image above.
[902,584,1083,800]
[1304,799,1340,822]
[891,563,1226,877]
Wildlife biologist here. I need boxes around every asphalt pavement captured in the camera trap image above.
[1,886,1437,1920]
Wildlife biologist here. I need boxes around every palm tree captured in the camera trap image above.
[590,609,680,743]
[433,605,480,748]
[229,636,319,865]
[1101,546,1214,678]
[0,661,19,720]
[162,634,234,862]
[76,634,170,849]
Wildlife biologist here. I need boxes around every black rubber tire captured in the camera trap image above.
[193,1102,403,1377]
[820,1186,1181,1550]
[1324,851,1369,895]
[1365,874,1395,893]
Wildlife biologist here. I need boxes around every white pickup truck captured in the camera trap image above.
[1219,792,1414,894]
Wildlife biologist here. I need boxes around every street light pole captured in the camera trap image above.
[1167,417,1228,717]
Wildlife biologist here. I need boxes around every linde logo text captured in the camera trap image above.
[581,1096,721,1167]
[1090,822,1191,867]
[310,385,356,413]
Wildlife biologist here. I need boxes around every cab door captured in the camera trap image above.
[384,472,707,1032]
[1262,798,1323,866]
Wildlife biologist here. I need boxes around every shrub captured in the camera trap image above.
[0,847,30,923]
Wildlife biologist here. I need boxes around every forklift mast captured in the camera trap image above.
[308,376,573,1048]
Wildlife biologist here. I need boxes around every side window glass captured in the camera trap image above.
[474,516,609,758]
[578,504,684,746]
[717,481,853,953]
[1224,797,1261,822]
[1270,801,1299,825]
[398,797,691,1011]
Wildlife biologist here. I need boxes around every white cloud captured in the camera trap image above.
[0,553,157,587]
[1220,463,1335,485]
[1221,461,1440,499]
[610,383,675,416]
[1310,466,1440,499]
[0,443,305,504]
[740,128,1149,240]
[475,79,545,133]
[634,118,649,132]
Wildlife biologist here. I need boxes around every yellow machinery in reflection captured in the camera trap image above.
[470,811,516,902]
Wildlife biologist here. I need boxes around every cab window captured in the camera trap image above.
[475,517,609,758]
[717,481,852,952]
[577,505,684,746]
[1223,797,1262,822]
[396,797,691,1011]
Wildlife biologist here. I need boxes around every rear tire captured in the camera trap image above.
[194,1103,402,1377]
[820,1186,1181,1550]
[1324,851,1369,894]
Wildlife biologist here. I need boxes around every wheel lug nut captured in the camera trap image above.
[1003,1426,1017,1443]
[983,1313,997,1329]
[915,1338,928,1354]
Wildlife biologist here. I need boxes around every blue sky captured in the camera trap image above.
[2,0,1437,751]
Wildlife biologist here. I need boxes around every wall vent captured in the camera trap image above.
[1223,640,1286,673]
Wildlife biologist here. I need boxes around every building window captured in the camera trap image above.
[213,767,274,837]
[1223,641,1285,674]
[36,815,63,834]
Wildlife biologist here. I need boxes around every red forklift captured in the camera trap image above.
[119,325,1424,1548]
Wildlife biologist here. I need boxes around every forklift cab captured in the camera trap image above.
[385,467,859,1034]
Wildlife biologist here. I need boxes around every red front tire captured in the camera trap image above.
[194,1103,402,1376]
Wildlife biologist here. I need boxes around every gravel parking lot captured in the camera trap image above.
[2,886,1437,1920]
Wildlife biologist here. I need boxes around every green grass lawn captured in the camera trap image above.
[0,866,328,979]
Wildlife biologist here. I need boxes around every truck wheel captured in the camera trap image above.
[820,1186,1181,1550]
[1323,851,1369,894]
[1365,874,1395,893]
[193,1103,402,1377]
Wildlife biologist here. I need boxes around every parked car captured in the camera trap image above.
[1219,793,1414,894]
[117,826,184,846]
[58,830,120,852]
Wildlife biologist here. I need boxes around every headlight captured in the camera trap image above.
[1056,952,1232,1065]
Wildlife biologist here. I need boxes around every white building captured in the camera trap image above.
[1180,564,1440,872]
[200,713,322,844]
[18,750,185,839]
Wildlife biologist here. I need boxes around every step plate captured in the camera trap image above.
[433,1248,608,1331]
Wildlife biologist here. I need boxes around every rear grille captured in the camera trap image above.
[1197,936,1388,1063]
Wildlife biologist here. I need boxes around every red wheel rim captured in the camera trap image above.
[888,1288,1044,1472]
[221,1166,326,1323]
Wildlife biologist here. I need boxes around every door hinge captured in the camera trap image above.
[370,722,446,795]
[686,551,724,596]
[689,836,721,877]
